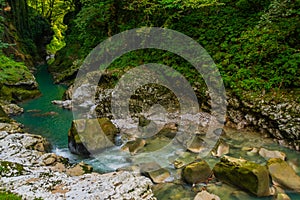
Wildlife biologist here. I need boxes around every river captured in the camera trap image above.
[13,65,117,172]
[13,65,300,199]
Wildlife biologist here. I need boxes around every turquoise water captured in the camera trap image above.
[13,65,128,172]
[14,65,73,148]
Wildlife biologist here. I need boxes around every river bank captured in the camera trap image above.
[0,118,155,200]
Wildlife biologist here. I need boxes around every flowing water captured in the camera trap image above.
[13,65,300,199]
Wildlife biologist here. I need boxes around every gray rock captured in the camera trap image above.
[0,123,155,199]
[51,100,72,110]
[68,118,119,156]
[259,148,286,160]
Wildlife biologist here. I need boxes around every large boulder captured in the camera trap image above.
[182,160,212,184]
[213,156,270,197]
[68,118,119,156]
[267,158,300,193]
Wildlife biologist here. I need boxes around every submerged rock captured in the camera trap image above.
[182,160,212,184]
[194,190,221,200]
[211,139,230,157]
[213,156,270,197]
[267,158,300,193]
[187,135,207,153]
[68,118,119,156]
[152,183,195,200]
[122,138,146,155]
[173,152,198,169]
[157,122,178,138]
[144,167,171,183]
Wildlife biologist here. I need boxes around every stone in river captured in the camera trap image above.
[152,183,195,200]
[187,135,207,153]
[267,158,300,193]
[213,156,270,197]
[194,190,221,200]
[211,139,230,157]
[259,148,286,160]
[144,168,171,183]
[121,138,146,155]
[173,152,198,169]
[68,118,119,156]
[182,159,212,184]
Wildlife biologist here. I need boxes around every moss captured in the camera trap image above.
[0,161,24,177]
[0,85,40,102]
[0,54,40,102]
[213,156,270,197]
[0,106,10,123]
[80,164,93,173]
[182,160,212,184]
[0,190,22,200]
[0,55,33,84]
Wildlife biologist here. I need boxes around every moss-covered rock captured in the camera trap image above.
[213,156,270,197]
[267,158,300,193]
[0,106,11,123]
[182,159,212,184]
[173,152,198,169]
[0,55,40,102]
[68,118,119,156]
[0,161,25,177]
[152,183,195,200]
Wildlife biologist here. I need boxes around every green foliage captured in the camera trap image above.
[0,54,40,102]
[52,0,300,94]
[0,54,34,85]
[28,0,74,53]
[0,0,9,50]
